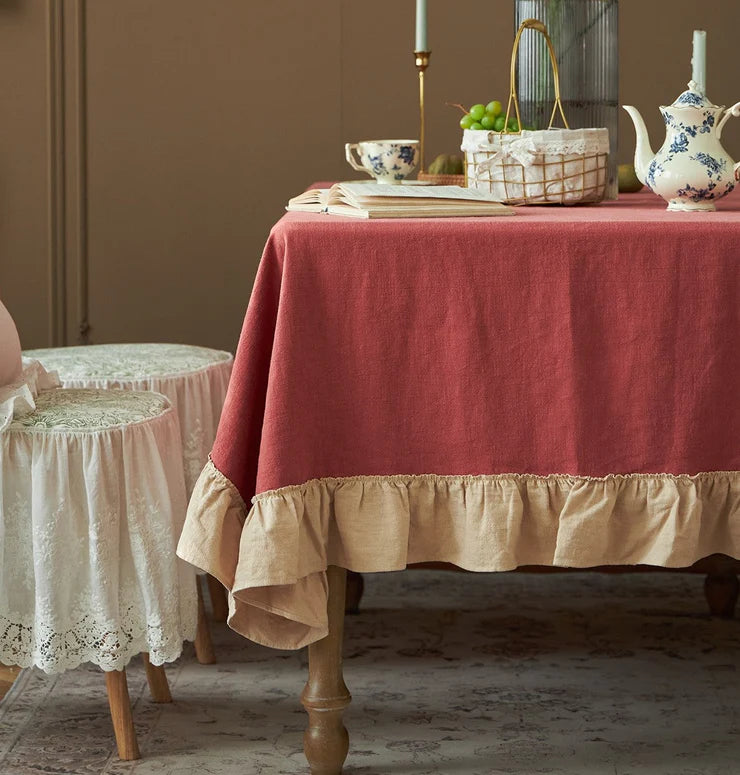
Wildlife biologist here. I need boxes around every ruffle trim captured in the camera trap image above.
[177,459,740,651]
[0,358,60,433]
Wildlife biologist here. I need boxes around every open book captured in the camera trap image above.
[286,182,515,218]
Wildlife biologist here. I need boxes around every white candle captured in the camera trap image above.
[692,30,706,94]
[415,0,428,51]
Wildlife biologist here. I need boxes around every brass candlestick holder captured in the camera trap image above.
[414,50,431,173]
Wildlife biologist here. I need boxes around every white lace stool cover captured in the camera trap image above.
[0,387,198,673]
[24,344,233,494]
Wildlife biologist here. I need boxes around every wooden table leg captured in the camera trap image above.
[206,573,230,622]
[141,653,173,703]
[344,571,364,615]
[705,572,739,618]
[194,577,217,664]
[104,668,140,761]
[301,566,351,775]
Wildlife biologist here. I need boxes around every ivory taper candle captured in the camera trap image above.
[415,0,428,51]
[692,30,706,94]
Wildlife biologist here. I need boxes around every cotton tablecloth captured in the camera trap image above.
[178,190,740,649]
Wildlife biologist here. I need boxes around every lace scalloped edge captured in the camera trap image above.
[0,621,190,674]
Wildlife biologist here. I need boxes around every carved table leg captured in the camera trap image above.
[345,571,364,615]
[301,566,351,775]
[104,668,140,760]
[705,572,739,618]
[141,652,173,703]
[194,577,217,664]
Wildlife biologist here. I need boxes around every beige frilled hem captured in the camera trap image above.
[177,458,740,650]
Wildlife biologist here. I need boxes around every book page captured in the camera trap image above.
[288,189,331,207]
[337,183,508,203]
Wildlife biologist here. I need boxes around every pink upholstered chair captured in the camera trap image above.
[0,300,22,387]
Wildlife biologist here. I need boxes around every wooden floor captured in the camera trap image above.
[0,663,21,702]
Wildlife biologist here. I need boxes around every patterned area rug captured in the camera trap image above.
[0,570,738,774]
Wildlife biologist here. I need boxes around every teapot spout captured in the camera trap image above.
[622,106,655,186]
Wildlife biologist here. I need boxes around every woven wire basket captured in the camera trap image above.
[462,19,609,205]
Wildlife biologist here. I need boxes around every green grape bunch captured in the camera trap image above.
[450,100,529,133]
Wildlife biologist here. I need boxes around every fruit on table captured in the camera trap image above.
[469,103,486,121]
[428,154,464,175]
[454,100,525,133]
[618,163,644,193]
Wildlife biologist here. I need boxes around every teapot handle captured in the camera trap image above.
[735,161,740,182]
[717,101,740,139]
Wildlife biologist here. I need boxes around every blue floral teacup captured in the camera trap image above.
[345,139,419,184]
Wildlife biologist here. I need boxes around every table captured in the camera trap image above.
[178,190,740,774]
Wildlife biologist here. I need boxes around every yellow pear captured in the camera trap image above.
[618,163,644,193]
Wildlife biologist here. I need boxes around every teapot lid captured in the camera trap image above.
[671,80,717,109]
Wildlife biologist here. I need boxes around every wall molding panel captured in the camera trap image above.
[62,0,90,345]
[45,0,90,346]
[46,0,66,345]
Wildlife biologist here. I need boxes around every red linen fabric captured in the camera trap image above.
[213,191,740,504]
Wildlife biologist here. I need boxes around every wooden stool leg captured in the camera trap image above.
[705,572,739,618]
[344,571,364,615]
[194,577,217,664]
[141,653,172,703]
[301,566,351,775]
[206,574,230,622]
[104,668,140,761]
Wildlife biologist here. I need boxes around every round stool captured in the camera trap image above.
[0,386,197,759]
[24,343,235,657]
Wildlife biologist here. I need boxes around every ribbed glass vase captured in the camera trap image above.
[514,0,619,199]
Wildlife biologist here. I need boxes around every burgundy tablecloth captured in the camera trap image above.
[178,190,740,649]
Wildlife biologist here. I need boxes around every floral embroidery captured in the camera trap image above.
[24,343,232,381]
[10,388,171,431]
[22,343,233,497]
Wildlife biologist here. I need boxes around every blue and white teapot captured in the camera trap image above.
[624,82,740,211]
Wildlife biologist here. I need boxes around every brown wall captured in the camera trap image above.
[1,1,738,352]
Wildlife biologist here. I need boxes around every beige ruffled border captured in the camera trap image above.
[177,458,740,650]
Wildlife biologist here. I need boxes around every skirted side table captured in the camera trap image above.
[24,343,234,661]
[0,370,197,759]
